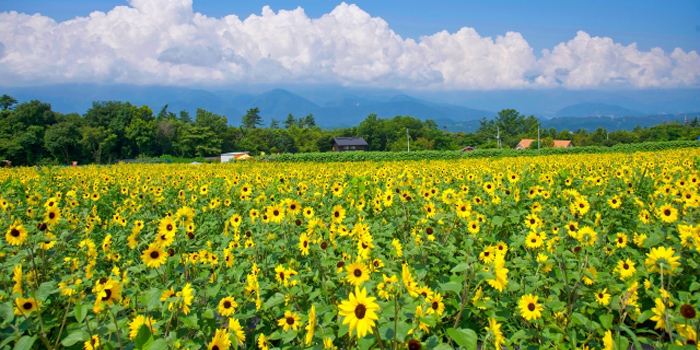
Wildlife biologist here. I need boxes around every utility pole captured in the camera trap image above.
[538,126,540,149]
[407,128,410,152]
[606,130,609,141]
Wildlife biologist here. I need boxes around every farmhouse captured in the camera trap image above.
[516,139,573,150]
[332,137,368,152]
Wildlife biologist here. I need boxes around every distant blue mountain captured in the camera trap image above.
[1,84,493,128]
[555,103,643,117]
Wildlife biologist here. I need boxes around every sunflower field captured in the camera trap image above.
[1,149,699,350]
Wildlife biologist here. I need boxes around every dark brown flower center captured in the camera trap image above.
[102,289,112,301]
[22,302,33,310]
[150,251,159,259]
[223,301,232,309]
[432,301,439,310]
[166,224,173,231]
[273,210,280,216]
[354,304,366,319]
[528,303,535,312]
[663,209,671,216]
[336,261,345,268]
[286,317,295,325]
[354,269,362,277]
[10,228,20,237]
[623,263,629,270]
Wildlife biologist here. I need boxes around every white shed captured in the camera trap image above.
[221,152,250,163]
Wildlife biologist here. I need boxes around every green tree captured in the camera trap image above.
[45,121,82,163]
[242,107,263,129]
[0,94,18,110]
[303,114,316,128]
[283,114,296,129]
[179,110,192,123]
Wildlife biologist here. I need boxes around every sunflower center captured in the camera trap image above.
[10,228,20,237]
[598,293,603,298]
[166,224,173,231]
[303,241,308,248]
[663,209,671,216]
[22,302,33,310]
[286,317,295,325]
[334,211,340,218]
[432,301,439,309]
[623,263,630,269]
[223,301,232,309]
[150,251,159,259]
[337,261,345,268]
[354,269,362,277]
[102,289,112,301]
[528,303,535,312]
[49,212,56,219]
[212,346,220,350]
[354,304,367,319]
[618,237,623,243]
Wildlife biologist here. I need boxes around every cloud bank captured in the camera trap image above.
[0,0,698,89]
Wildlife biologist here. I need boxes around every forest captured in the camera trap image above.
[0,94,699,165]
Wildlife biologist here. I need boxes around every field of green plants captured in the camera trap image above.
[0,148,699,350]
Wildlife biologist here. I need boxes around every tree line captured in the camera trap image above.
[0,94,698,165]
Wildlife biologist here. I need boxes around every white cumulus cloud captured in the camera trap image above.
[0,0,698,89]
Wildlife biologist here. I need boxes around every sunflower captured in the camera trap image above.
[603,330,613,350]
[93,278,122,311]
[338,286,380,338]
[305,305,316,345]
[181,283,194,315]
[287,200,302,215]
[5,221,28,246]
[157,217,177,243]
[649,298,666,330]
[303,207,315,218]
[594,289,611,306]
[656,203,678,223]
[416,286,434,299]
[45,206,61,225]
[467,220,480,235]
[485,318,504,349]
[331,205,346,223]
[616,259,636,279]
[576,226,597,247]
[345,261,370,286]
[142,244,167,268]
[518,294,543,321]
[487,254,509,292]
[277,310,301,331]
[84,335,100,350]
[14,297,38,315]
[608,196,622,209]
[229,318,245,343]
[128,315,157,339]
[426,293,445,316]
[208,329,231,350]
[218,296,238,317]
[258,334,269,350]
[267,204,285,223]
[525,231,544,249]
[645,246,681,274]
[615,232,628,248]
[298,232,310,256]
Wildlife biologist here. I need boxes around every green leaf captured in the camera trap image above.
[13,336,37,350]
[451,263,469,273]
[74,303,88,323]
[599,314,613,330]
[492,216,505,226]
[202,308,215,319]
[265,293,286,309]
[36,281,57,302]
[439,281,462,294]
[147,288,162,308]
[147,339,168,350]
[689,282,700,292]
[619,325,643,350]
[0,302,14,323]
[206,283,221,298]
[134,325,153,350]
[446,328,477,350]
[637,310,655,323]
[62,331,89,347]
[433,345,454,350]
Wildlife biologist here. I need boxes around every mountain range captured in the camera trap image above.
[2,84,699,132]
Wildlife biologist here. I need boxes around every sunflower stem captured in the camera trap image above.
[109,309,125,350]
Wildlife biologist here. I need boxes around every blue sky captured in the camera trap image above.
[4,0,699,54]
[1,0,699,89]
